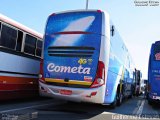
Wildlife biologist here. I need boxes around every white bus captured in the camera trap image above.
[39,10,136,108]
[0,14,43,100]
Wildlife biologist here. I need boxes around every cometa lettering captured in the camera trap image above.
[47,63,91,74]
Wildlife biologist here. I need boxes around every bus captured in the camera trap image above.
[39,10,136,108]
[148,41,160,105]
[0,14,43,100]
[134,69,142,96]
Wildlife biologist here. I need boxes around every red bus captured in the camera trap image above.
[0,14,43,100]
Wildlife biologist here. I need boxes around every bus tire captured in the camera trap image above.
[110,93,118,109]
[146,92,149,99]
[128,85,134,99]
[128,93,133,99]
[148,98,153,105]
[117,93,123,106]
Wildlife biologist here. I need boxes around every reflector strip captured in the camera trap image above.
[45,78,92,85]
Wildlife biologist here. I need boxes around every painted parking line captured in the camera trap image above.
[0,102,55,113]
[136,100,145,115]
[132,100,145,115]
[132,100,140,114]
[0,100,61,114]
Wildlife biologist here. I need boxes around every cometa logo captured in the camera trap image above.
[47,63,91,74]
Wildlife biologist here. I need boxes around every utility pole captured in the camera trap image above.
[86,0,89,10]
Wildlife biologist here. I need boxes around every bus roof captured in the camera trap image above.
[155,41,160,45]
[49,9,106,16]
[0,13,43,39]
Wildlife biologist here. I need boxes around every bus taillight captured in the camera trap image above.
[97,10,102,13]
[39,59,45,83]
[50,13,56,16]
[90,61,105,88]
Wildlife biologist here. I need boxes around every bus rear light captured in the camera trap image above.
[91,91,97,96]
[50,13,56,16]
[39,59,45,83]
[90,61,105,88]
[97,10,102,13]
[85,91,97,98]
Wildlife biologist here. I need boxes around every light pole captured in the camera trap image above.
[86,0,89,10]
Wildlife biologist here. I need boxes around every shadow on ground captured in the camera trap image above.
[36,96,160,120]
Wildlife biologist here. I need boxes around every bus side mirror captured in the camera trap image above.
[110,25,115,37]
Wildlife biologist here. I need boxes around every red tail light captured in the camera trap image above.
[39,59,45,83]
[97,10,102,13]
[90,61,105,88]
[50,13,56,16]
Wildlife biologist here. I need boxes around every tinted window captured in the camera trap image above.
[0,22,1,31]
[0,24,17,49]
[36,40,42,57]
[0,22,1,38]
[24,34,36,55]
[154,45,160,60]
[46,11,102,34]
[16,30,23,51]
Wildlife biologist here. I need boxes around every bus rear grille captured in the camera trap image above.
[48,46,95,57]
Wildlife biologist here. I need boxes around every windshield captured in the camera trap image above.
[45,11,102,34]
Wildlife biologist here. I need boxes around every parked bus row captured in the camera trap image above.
[134,69,142,96]
[38,10,142,108]
[2,10,158,108]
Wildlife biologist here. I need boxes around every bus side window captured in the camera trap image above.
[149,55,151,69]
[36,40,42,57]
[0,22,1,39]
[16,30,23,51]
[0,22,1,31]
[133,71,136,83]
[0,24,17,49]
[24,34,36,55]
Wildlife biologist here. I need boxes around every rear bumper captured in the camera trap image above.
[149,94,160,101]
[39,81,105,104]
[151,95,160,100]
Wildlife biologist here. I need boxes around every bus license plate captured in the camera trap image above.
[60,90,72,95]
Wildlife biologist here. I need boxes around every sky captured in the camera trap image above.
[0,0,160,79]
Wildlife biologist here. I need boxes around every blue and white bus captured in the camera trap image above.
[148,41,160,105]
[39,10,136,107]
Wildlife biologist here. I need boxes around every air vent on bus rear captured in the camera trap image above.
[48,46,95,57]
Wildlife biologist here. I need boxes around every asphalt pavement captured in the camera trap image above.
[0,96,160,120]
